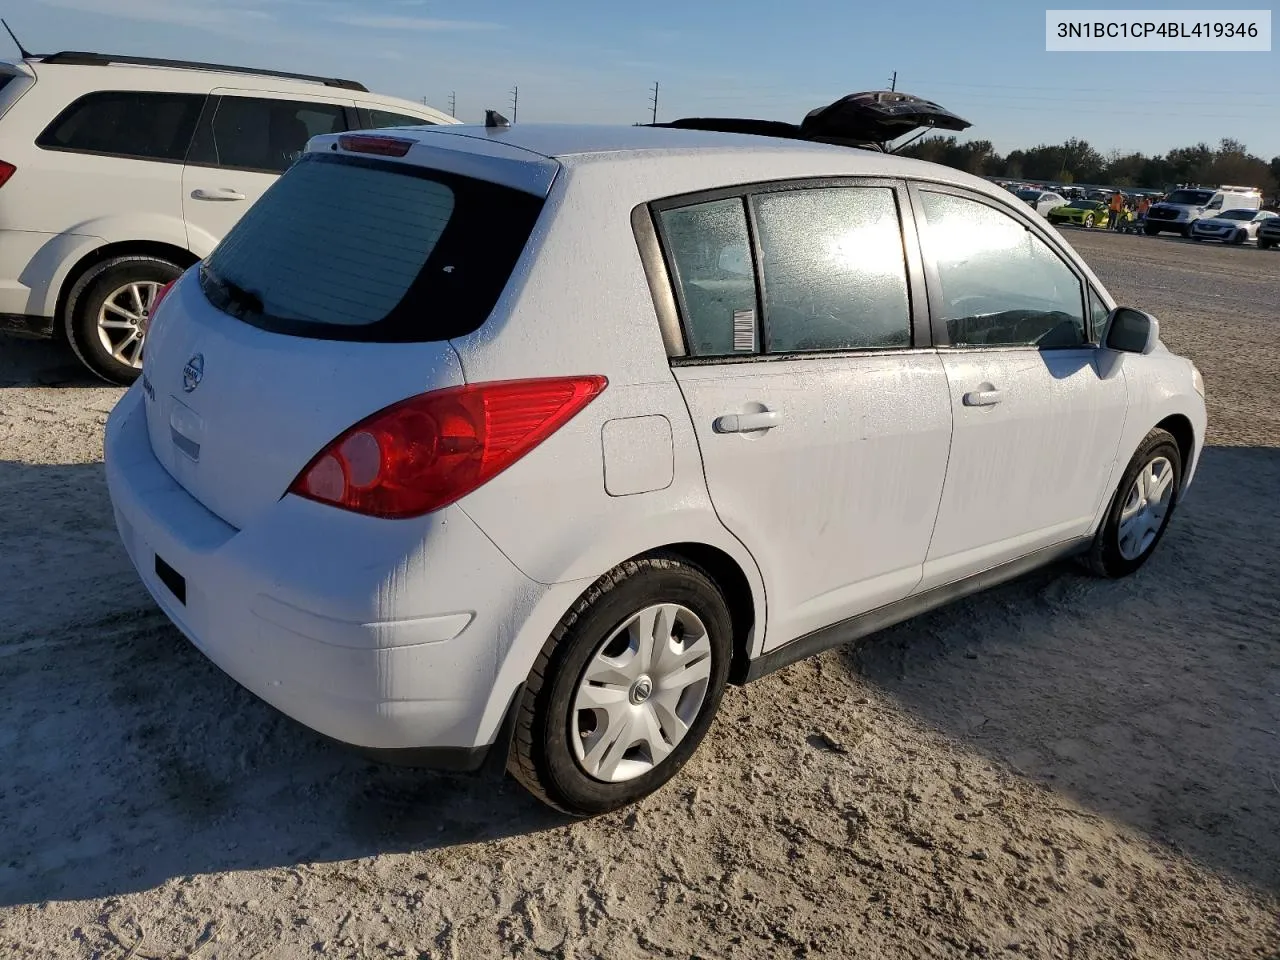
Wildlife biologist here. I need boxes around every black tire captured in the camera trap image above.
[1085,428,1183,579]
[1084,214,1095,228]
[508,556,733,817]
[1258,239,1274,250]
[1144,225,1160,236]
[1228,230,1246,246]
[64,255,184,385]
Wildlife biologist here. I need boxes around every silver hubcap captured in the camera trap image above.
[1118,456,1175,561]
[97,280,161,369]
[571,603,713,783]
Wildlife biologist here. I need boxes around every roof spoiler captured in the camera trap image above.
[648,90,971,153]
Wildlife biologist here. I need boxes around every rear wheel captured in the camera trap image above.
[508,556,732,817]
[64,255,183,385]
[1085,428,1183,579]
[1144,225,1160,236]
[1084,214,1095,228]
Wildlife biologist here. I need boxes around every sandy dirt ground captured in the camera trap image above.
[1,230,1278,959]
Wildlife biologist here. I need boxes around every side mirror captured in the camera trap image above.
[1104,307,1160,355]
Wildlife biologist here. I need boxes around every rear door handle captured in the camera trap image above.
[191,187,247,202]
[963,389,1003,407]
[714,410,782,433]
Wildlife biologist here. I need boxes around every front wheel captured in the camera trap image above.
[1085,428,1183,579]
[1228,230,1246,245]
[508,556,733,816]
[64,255,184,385]
[1084,214,1095,228]
[1260,239,1275,250]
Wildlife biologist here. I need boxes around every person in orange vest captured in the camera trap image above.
[1136,195,1152,230]
[1109,189,1125,230]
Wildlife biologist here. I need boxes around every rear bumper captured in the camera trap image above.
[103,385,549,758]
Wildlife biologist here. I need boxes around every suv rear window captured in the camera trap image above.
[199,153,544,342]
[36,91,204,162]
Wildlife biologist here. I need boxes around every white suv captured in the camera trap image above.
[104,114,1207,817]
[0,50,455,383]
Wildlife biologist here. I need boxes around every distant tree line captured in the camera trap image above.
[901,136,1280,200]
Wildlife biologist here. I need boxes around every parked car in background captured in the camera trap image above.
[1190,208,1277,244]
[105,109,1206,816]
[1257,214,1280,249]
[1016,189,1066,216]
[0,50,456,382]
[1144,185,1263,237]
[1047,199,1110,228]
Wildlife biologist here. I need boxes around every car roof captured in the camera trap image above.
[11,53,456,123]
[350,122,1006,193]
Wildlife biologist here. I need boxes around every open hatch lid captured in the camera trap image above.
[650,90,971,153]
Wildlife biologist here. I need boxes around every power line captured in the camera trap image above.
[510,85,518,123]
[649,81,660,124]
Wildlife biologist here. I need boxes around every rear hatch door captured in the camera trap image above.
[141,139,553,530]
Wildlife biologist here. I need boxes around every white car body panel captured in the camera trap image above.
[105,123,1208,761]
[674,354,952,649]
[920,347,1128,587]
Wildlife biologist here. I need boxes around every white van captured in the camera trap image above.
[0,50,456,382]
[1144,184,1263,237]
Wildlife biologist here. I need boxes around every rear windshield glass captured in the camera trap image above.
[200,153,545,342]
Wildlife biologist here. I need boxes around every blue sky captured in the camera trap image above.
[9,0,1279,159]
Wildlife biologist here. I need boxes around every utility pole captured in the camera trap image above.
[448,91,456,118]
[889,71,897,92]
[510,85,518,123]
[649,81,660,124]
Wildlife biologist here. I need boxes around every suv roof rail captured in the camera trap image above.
[648,90,971,153]
[35,51,369,92]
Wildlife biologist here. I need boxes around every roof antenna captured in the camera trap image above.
[485,109,510,129]
[1,19,33,59]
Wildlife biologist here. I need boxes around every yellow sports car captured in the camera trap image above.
[1046,199,1110,228]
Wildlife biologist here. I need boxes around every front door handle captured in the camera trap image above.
[963,388,1003,407]
[714,410,782,434]
[191,187,247,202]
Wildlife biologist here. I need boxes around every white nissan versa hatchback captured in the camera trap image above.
[104,96,1207,816]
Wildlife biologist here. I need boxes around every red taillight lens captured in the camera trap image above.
[288,376,608,519]
[141,279,176,336]
[0,161,16,188]
[338,134,413,157]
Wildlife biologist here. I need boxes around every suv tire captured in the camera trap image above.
[65,255,183,385]
[1085,428,1183,579]
[509,556,732,817]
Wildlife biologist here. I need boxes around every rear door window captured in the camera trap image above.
[199,153,545,342]
[186,95,348,174]
[367,109,435,128]
[751,186,911,352]
[36,91,205,162]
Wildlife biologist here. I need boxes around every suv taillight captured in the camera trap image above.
[288,376,608,519]
[0,161,15,188]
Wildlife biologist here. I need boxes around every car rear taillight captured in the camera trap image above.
[338,134,413,157]
[141,279,176,336]
[288,376,608,519]
[0,161,15,188]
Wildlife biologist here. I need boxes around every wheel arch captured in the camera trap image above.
[640,541,758,686]
[55,240,199,337]
[1154,413,1196,487]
